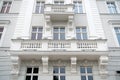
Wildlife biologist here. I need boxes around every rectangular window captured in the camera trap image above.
[53,66,65,80]
[0,27,4,39]
[53,27,65,40]
[0,1,12,13]
[35,1,44,13]
[114,27,120,45]
[31,27,43,40]
[73,1,83,13]
[80,67,93,80]
[107,2,117,13]
[26,67,39,80]
[76,27,87,40]
[54,1,64,5]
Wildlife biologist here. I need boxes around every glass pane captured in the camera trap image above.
[82,28,86,32]
[114,27,119,33]
[3,2,7,5]
[31,33,36,40]
[60,33,65,40]
[53,67,59,73]
[76,33,81,40]
[83,33,87,40]
[81,76,86,80]
[37,33,42,40]
[33,76,38,80]
[38,28,42,32]
[26,76,31,80]
[33,68,39,73]
[60,76,65,80]
[54,33,59,40]
[53,76,59,80]
[60,28,65,33]
[76,28,81,32]
[32,27,37,32]
[35,6,40,13]
[0,28,3,32]
[60,67,65,73]
[54,28,58,32]
[6,6,10,13]
[88,76,93,80]
[27,68,32,73]
[0,34,2,39]
[80,67,85,73]
[0,7,5,13]
[87,67,92,73]
[117,34,120,45]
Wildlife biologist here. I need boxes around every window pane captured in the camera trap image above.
[32,27,37,32]
[0,34,2,39]
[77,33,81,40]
[33,76,38,80]
[35,6,40,13]
[6,6,10,13]
[27,68,32,73]
[60,28,65,33]
[76,28,81,32]
[87,67,92,73]
[53,76,59,80]
[0,7,5,13]
[60,76,65,80]
[114,27,119,33]
[54,33,59,40]
[26,76,31,80]
[37,33,42,40]
[83,33,87,40]
[88,76,93,80]
[60,67,65,73]
[31,33,36,40]
[80,67,85,73]
[53,67,59,73]
[54,28,58,32]
[60,33,65,40]
[82,28,86,32]
[81,76,86,80]
[33,68,39,73]
[117,34,120,44]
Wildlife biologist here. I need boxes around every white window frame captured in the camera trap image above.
[25,67,39,80]
[53,66,66,80]
[73,1,83,13]
[53,26,65,40]
[0,1,12,13]
[54,1,64,5]
[31,26,43,40]
[107,1,117,14]
[76,27,88,40]
[80,66,93,80]
[35,1,44,13]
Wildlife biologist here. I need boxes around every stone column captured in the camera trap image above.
[42,56,49,73]
[71,57,77,73]
[83,0,105,39]
[13,0,35,39]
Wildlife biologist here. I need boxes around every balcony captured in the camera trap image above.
[11,39,108,51]
[44,4,74,21]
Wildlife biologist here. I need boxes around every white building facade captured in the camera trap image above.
[0,0,120,80]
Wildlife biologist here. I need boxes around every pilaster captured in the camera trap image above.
[42,56,49,73]
[71,57,77,73]
[11,56,21,80]
[99,56,108,78]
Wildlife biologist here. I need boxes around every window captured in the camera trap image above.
[35,1,44,13]
[80,67,93,80]
[31,27,43,40]
[26,67,39,80]
[54,1,64,5]
[107,2,117,13]
[53,27,65,40]
[0,27,4,39]
[53,66,65,80]
[114,27,120,45]
[0,1,12,13]
[73,1,83,13]
[76,27,87,40]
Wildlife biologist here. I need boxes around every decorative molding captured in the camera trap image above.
[0,20,10,24]
[99,56,108,78]
[42,56,49,73]
[11,56,21,80]
[71,57,77,73]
